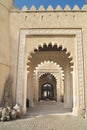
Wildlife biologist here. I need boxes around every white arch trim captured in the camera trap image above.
[34,60,64,77]
[17,28,85,113]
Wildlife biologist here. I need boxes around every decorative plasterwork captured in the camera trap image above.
[11,5,87,12]
[19,5,87,12]
[38,71,62,101]
[21,6,28,11]
[17,28,85,110]
[33,61,64,80]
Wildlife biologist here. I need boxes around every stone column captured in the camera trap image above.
[64,67,72,108]
[72,70,78,115]
[23,65,28,113]
[36,72,39,102]
[56,71,61,101]
[27,71,34,107]
[70,72,73,108]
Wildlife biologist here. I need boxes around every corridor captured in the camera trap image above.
[26,100,72,118]
[0,101,86,130]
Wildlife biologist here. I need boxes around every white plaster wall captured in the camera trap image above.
[10,10,87,108]
[0,3,10,104]
[0,0,13,9]
[26,35,75,60]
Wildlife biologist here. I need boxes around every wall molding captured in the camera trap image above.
[16,28,85,110]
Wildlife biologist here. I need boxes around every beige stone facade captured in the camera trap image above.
[0,0,87,115]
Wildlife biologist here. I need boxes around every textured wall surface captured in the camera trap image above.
[10,6,87,108]
[0,2,10,105]
[0,1,87,114]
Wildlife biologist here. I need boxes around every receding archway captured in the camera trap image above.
[16,29,85,115]
[27,43,73,111]
[41,83,54,100]
[33,61,64,104]
[39,73,57,101]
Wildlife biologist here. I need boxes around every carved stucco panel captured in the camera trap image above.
[16,29,85,109]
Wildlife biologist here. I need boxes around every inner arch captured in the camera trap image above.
[33,61,64,102]
[26,42,74,114]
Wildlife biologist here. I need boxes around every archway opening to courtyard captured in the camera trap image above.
[16,29,85,115]
[41,83,54,100]
[39,73,56,101]
[26,43,74,114]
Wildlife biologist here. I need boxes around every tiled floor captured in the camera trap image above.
[0,115,87,130]
[26,101,72,117]
[0,101,87,130]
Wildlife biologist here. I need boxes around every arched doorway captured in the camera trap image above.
[41,83,54,100]
[16,29,85,115]
[34,61,64,103]
[39,73,57,101]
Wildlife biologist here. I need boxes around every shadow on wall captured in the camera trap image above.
[1,75,13,107]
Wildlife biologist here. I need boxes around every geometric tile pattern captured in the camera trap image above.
[0,115,87,130]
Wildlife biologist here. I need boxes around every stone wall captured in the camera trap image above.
[0,0,13,9]
[10,6,87,109]
[10,5,87,114]
[0,2,10,105]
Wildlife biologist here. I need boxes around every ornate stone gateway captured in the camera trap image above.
[16,28,85,115]
[1,0,87,118]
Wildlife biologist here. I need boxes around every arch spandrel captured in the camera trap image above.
[27,43,74,62]
[27,43,74,73]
